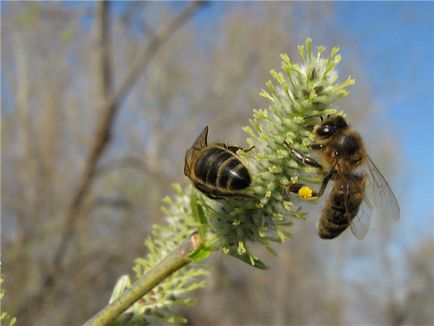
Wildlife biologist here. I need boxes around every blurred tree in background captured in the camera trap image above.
[1,2,432,325]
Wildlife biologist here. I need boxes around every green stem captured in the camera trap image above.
[83,232,202,326]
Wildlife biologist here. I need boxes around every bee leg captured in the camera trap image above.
[283,142,323,170]
[287,183,312,194]
[230,192,260,202]
[287,183,322,199]
[315,172,333,197]
[226,145,255,154]
[287,171,333,199]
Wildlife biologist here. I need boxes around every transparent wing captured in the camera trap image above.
[342,174,374,241]
[364,156,400,220]
[350,156,399,240]
[349,156,400,240]
[349,187,373,240]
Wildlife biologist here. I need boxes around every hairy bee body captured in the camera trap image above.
[316,128,367,239]
[286,115,399,240]
[317,176,364,239]
[184,126,253,200]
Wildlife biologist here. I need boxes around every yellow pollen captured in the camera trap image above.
[298,186,313,199]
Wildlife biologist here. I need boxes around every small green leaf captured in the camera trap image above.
[189,245,212,262]
[226,250,269,270]
[109,275,132,303]
[190,191,207,238]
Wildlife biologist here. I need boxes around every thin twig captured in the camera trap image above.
[17,1,205,320]
[83,232,202,326]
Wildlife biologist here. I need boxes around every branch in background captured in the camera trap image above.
[16,1,205,320]
[97,0,112,102]
[109,1,205,114]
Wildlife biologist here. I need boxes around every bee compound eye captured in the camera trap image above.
[317,123,334,138]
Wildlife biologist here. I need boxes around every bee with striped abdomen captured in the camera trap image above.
[284,115,399,240]
[184,126,255,200]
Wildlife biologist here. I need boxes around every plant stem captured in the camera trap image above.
[83,232,202,326]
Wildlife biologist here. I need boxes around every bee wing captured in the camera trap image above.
[349,188,374,240]
[345,177,374,240]
[193,126,209,148]
[349,156,400,240]
[363,156,400,220]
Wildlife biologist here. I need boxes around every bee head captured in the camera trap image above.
[314,115,348,139]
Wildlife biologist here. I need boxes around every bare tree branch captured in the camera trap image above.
[17,1,205,320]
[97,0,112,102]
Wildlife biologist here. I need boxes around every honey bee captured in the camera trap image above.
[184,126,255,200]
[285,115,400,240]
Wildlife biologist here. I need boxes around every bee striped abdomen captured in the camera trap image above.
[185,126,255,200]
[222,157,251,190]
[318,203,349,239]
[194,146,251,192]
[220,157,251,190]
[317,186,363,239]
[194,147,232,185]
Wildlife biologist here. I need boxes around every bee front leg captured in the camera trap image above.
[283,142,323,170]
[287,171,333,199]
